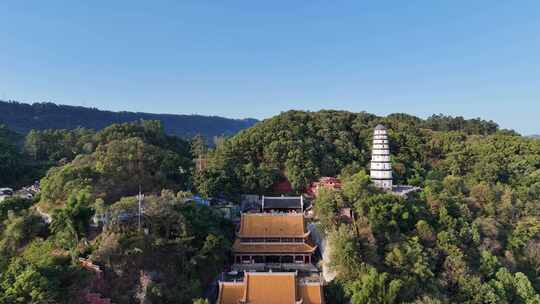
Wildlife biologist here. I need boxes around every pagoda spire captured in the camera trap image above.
[370,124,393,189]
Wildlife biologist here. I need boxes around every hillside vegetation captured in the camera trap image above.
[0,123,51,187]
[195,110,511,197]
[0,100,258,140]
[0,120,232,303]
[36,120,194,211]
[196,110,540,303]
[1,110,540,303]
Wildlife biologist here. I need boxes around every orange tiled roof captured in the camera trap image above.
[218,272,325,304]
[232,239,316,254]
[299,283,325,304]
[217,282,244,304]
[244,272,296,304]
[238,213,309,238]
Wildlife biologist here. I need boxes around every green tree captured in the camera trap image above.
[345,268,402,304]
[509,217,540,250]
[0,211,44,261]
[479,250,500,279]
[385,237,434,282]
[328,225,364,280]
[50,190,94,262]
[0,258,55,304]
[0,125,24,186]
[313,188,343,232]
[488,268,540,303]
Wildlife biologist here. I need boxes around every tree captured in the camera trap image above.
[524,239,540,275]
[24,128,95,162]
[341,170,372,208]
[90,194,233,303]
[0,125,24,186]
[39,120,193,208]
[360,194,420,245]
[0,258,55,304]
[313,188,342,232]
[415,220,436,243]
[385,237,434,282]
[50,189,94,262]
[508,217,540,250]
[488,268,540,303]
[345,268,402,304]
[0,211,44,260]
[479,250,500,279]
[191,135,208,158]
[328,225,364,280]
[441,176,466,197]
[0,197,34,222]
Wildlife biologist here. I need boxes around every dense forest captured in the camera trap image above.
[0,124,52,188]
[1,110,540,303]
[194,110,509,198]
[0,120,232,303]
[0,100,258,140]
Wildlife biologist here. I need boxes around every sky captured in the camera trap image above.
[1,1,539,134]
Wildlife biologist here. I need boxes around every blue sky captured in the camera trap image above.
[1,1,539,134]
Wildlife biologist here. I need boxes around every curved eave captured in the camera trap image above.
[236,231,311,238]
[232,241,318,254]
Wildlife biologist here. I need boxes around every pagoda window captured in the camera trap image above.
[266,238,280,243]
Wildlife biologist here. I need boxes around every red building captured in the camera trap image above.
[306,177,341,197]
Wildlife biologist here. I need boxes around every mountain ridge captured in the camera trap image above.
[0,100,258,139]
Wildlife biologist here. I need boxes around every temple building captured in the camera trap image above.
[218,194,323,301]
[232,213,317,266]
[305,177,341,198]
[261,195,304,213]
[217,272,325,304]
[370,124,393,189]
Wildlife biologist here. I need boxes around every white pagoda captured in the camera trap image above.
[370,124,393,189]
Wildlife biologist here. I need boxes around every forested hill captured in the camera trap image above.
[196,110,540,303]
[195,110,516,198]
[1,110,539,303]
[0,100,258,139]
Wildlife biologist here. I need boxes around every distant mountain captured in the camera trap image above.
[0,100,258,139]
[530,135,540,139]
